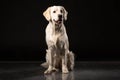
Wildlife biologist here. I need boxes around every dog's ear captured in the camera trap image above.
[62,7,68,21]
[43,7,51,21]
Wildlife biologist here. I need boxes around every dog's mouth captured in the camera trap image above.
[53,19,62,24]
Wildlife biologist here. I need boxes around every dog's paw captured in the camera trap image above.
[70,64,74,71]
[62,67,69,74]
[52,68,59,72]
[44,69,53,74]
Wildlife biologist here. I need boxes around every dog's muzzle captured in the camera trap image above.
[53,19,62,24]
[53,15,63,24]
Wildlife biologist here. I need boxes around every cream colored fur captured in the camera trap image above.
[42,6,74,74]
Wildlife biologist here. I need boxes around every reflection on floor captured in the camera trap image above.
[44,72,74,80]
[0,61,120,80]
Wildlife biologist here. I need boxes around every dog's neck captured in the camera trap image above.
[50,21,63,34]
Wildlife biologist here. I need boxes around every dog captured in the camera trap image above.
[41,6,74,74]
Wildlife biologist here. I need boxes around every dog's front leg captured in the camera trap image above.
[44,48,54,74]
[62,49,69,74]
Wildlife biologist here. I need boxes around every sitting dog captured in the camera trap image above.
[41,6,74,74]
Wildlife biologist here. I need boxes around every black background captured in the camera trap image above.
[0,0,120,61]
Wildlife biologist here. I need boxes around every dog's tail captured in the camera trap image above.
[41,62,48,68]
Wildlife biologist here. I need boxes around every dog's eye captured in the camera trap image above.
[60,10,63,13]
[53,11,56,13]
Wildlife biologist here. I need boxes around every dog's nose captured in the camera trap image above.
[58,15,62,19]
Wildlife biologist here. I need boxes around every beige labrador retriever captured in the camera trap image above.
[42,6,74,74]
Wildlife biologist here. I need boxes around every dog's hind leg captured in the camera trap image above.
[41,49,49,68]
[68,51,74,71]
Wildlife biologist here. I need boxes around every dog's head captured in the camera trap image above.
[43,6,68,24]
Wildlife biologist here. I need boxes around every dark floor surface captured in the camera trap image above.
[0,61,120,80]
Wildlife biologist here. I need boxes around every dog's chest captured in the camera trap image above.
[52,32,64,46]
[51,29,65,48]
[46,23,67,48]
